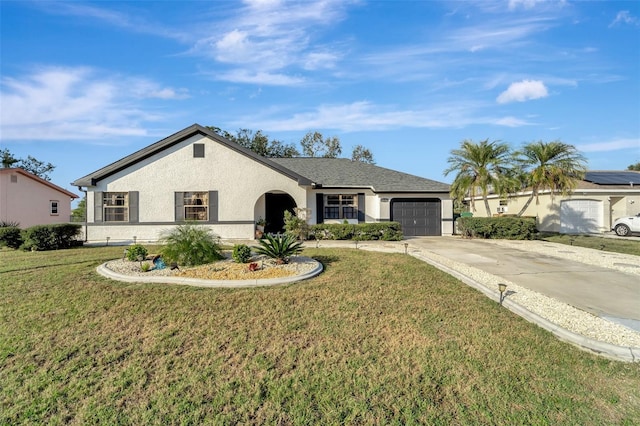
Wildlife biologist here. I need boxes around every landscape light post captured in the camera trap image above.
[498,283,507,305]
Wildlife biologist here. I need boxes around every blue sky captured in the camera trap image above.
[1,0,639,197]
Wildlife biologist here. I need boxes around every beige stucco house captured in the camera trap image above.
[72,124,452,243]
[468,171,640,234]
[0,168,79,228]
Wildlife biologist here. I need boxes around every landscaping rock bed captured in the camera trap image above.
[102,255,319,281]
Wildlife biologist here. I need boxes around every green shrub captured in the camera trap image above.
[20,224,82,251]
[232,244,252,263]
[309,222,403,241]
[283,210,310,240]
[253,233,303,264]
[457,216,537,240]
[0,226,22,249]
[125,244,148,261]
[160,223,224,267]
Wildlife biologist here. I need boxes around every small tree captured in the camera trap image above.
[0,148,55,181]
[284,208,310,240]
[351,145,375,164]
[444,139,512,216]
[514,141,587,216]
[300,131,342,158]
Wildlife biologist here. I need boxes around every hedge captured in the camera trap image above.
[309,222,403,241]
[456,216,537,240]
[20,224,83,251]
[0,226,23,249]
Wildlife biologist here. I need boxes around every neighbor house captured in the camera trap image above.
[72,124,452,243]
[467,171,640,234]
[0,168,79,228]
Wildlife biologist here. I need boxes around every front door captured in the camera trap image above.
[265,193,297,234]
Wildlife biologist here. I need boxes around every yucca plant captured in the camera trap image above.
[253,233,303,264]
[160,223,224,267]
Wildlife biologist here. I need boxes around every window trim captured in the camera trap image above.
[324,194,358,220]
[183,191,209,221]
[50,200,59,216]
[103,192,129,222]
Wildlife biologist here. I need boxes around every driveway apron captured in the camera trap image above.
[407,237,640,331]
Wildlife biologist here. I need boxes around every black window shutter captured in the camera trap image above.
[128,191,139,223]
[94,191,103,223]
[208,190,218,223]
[358,193,365,223]
[175,192,184,221]
[316,193,324,224]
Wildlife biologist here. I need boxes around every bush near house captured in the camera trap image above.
[125,244,148,261]
[19,224,82,251]
[310,222,403,241]
[457,216,537,240]
[160,223,224,267]
[232,244,252,263]
[0,226,23,249]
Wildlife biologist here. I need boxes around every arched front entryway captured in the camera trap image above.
[264,193,297,234]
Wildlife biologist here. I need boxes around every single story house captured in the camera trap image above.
[468,171,640,234]
[0,168,79,228]
[72,124,452,243]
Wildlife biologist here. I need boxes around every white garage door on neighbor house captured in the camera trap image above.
[560,199,603,234]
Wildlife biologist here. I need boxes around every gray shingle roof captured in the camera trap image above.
[71,123,450,193]
[271,158,450,193]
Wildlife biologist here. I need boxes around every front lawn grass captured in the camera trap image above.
[542,234,640,256]
[1,246,639,424]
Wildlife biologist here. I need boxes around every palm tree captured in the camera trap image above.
[514,141,587,216]
[444,139,512,216]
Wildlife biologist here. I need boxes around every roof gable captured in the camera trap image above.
[72,124,311,187]
[1,168,78,198]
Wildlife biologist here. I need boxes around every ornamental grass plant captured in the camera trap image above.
[160,223,224,267]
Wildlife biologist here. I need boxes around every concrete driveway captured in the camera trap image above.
[406,237,640,331]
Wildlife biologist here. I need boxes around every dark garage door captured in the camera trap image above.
[391,199,441,236]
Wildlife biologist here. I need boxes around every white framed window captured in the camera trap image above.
[50,200,59,215]
[103,192,129,222]
[324,194,357,220]
[184,191,209,221]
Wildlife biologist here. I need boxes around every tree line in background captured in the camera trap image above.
[206,126,375,164]
[0,149,56,181]
[444,139,589,217]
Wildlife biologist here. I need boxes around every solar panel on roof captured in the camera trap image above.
[584,171,640,185]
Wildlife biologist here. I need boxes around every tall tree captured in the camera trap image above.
[444,139,512,216]
[0,149,55,181]
[351,145,376,164]
[71,197,86,222]
[514,140,587,216]
[206,126,299,158]
[628,162,640,171]
[300,131,342,158]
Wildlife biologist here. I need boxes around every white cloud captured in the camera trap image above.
[0,67,186,141]
[508,0,543,11]
[190,0,353,84]
[214,70,305,86]
[496,80,548,103]
[576,138,640,153]
[610,11,640,27]
[235,101,533,132]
